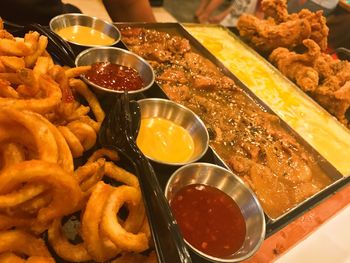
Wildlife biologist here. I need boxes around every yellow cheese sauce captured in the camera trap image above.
[136,117,194,163]
[186,25,350,176]
[55,25,115,46]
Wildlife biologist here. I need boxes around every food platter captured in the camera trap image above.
[115,22,350,236]
[1,15,350,262]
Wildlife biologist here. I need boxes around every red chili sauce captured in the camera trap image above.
[170,184,246,258]
[85,62,144,91]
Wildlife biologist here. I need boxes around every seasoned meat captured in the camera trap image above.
[162,84,190,102]
[157,68,188,84]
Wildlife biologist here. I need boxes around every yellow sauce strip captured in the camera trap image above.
[56,25,115,46]
[186,25,350,176]
[136,117,194,163]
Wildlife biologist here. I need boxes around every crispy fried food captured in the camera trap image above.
[237,14,311,53]
[69,78,105,127]
[0,74,62,113]
[0,56,25,71]
[0,108,74,172]
[260,0,289,22]
[65,66,91,79]
[297,9,329,52]
[0,108,59,164]
[24,35,48,68]
[81,181,120,262]
[0,143,25,169]
[0,78,19,98]
[76,158,106,192]
[0,160,82,222]
[48,218,92,262]
[237,0,329,53]
[0,29,104,159]
[0,230,52,258]
[269,39,350,127]
[269,39,320,92]
[87,148,119,163]
[101,185,149,253]
[57,126,84,158]
[48,65,74,103]
[0,252,26,263]
[0,39,32,56]
[66,121,97,151]
[0,183,47,208]
[48,156,150,263]
[0,26,151,263]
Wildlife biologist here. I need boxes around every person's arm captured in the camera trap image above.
[103,0,156,22]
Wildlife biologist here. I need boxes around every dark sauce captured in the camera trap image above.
[85,62,144,91]
[170,184,246,258]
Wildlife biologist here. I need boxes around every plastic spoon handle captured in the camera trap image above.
[129,144,192,263]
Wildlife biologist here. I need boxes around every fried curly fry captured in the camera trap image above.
[81,182,120,262]
[57,126,84,158]
[0,26,153,263]
[0,143,25,169]
[0,160,82,222]
[0,108,59,164]
[76,158,106,192]
[0,78,19,98]
[101,185,149,253]
[87,148,120,163]
[66,121,97,151]
[24,35,48,68]
[0,39,32,56]
[48,218,92,262]
[0,183,47,208]
[69,78,105,125]
[65,66,91,79]
[0,56,25,71]
[0,230,52,257]
[0,75,62,113]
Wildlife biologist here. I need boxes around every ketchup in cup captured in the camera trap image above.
[85,62,144,91]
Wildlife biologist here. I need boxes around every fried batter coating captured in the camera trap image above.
[269,39,321,92]
[269,39,350,127]
[237,14,311,53]
[237,0,329,53]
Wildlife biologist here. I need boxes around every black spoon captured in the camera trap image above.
[99,92,192,263]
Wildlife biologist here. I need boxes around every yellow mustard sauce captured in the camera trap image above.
[186,26,350,176]
[136,117,194,163]
[56,25,115,46]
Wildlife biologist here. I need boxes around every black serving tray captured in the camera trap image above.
[115,22,350,238]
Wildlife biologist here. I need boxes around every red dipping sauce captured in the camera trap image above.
[85,62,144,91]
[170,184,246,258]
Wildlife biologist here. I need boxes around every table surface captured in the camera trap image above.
[62,1,350,262]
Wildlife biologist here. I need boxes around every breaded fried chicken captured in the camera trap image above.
[237,0,329,53]
[269,39,350,127]
[269,39,321,92]
[237,14,311,53]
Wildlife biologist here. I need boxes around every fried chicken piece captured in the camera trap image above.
[261,0,289,23]
[237,14,311,53]
[297,9,329,51]
[237,0,329,53]
[312,62,350,126]
[270,38,350,127]
[269,39,320,92]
